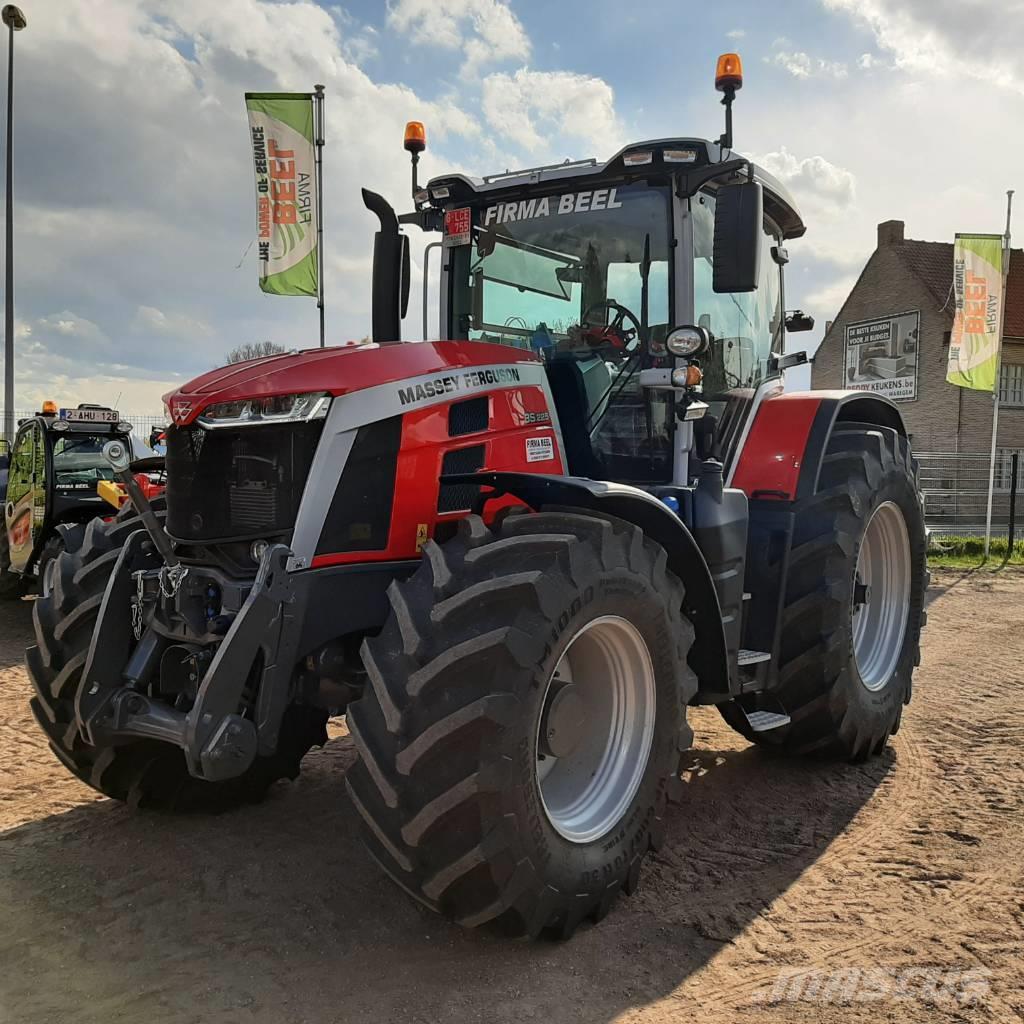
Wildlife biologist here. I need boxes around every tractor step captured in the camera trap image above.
[743,709,791,732]
[737,648,771,666]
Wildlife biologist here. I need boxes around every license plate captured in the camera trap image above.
[443,207,472,247]
[60,407,119,423]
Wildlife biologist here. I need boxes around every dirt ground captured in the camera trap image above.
[1,570,1022,1024]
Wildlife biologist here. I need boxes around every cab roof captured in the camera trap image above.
[427,137,806,240]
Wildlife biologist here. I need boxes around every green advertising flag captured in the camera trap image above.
[245,93,318,297]
[946,233,1004,391]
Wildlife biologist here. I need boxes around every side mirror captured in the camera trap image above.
[712,181,762,294]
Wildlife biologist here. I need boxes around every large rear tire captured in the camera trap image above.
[26,507,328,811]
[721,423,927,759]
[347,511,697,939]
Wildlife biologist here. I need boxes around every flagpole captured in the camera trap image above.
[983,189,1014,559]
[314,83,325,348]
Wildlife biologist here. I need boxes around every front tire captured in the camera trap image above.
[347,511,697,938]
[27,507,328,811]
[721,423,927,759]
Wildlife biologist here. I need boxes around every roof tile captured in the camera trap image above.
[894,238,1024,338]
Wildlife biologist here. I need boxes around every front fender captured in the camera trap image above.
[448,471,730,696]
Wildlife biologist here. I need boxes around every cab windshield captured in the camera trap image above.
[449,182,676,484]
[451,182,672,347]
[52,433,119,490]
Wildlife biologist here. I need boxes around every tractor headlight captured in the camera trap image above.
[197,392,331,428]
[666,326,711,358]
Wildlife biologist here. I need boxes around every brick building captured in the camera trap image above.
[811,220,1024,458]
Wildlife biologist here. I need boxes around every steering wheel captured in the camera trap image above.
[578,300,643,356]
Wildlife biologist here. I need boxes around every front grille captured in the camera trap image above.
[315,416,402,554]
[165,420,324,542]
[448,396,489,436]
[438,445,485,513]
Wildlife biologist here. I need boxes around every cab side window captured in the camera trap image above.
[7,426,37,506]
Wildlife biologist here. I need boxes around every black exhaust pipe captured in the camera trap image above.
[363,188,410,344]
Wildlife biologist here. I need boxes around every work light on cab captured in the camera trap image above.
[666,325,711,358]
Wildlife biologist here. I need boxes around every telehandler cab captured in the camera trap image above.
[27,55,926,939]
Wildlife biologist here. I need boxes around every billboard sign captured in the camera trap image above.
[843,310,920,401]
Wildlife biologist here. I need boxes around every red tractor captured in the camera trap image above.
[28,57,926,939]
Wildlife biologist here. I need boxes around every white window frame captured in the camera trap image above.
[998,362,1024,407]
[995,448,1024,490]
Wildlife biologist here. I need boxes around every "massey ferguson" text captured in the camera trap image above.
[397,367,522,406]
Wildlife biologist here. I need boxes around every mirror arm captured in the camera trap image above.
[398,209,443,232]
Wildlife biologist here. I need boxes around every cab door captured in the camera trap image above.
[5,423,45,572]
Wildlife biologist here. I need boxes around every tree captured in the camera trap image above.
[222,341,288,365]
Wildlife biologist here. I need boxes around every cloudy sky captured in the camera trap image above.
[4,0,1022,411]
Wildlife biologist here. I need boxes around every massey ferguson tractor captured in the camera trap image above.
[27,56,926,939]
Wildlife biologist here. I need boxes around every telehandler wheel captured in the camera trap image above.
[720,423,927,760]
[347,511,697,939]
[0,528,24,599]
[26,505,328,811]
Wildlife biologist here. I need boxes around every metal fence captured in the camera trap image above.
[917,451,1022,543]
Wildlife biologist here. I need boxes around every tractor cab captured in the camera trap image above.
[0,402,133,594]
[365,53,813,493]
[426,140,808,486]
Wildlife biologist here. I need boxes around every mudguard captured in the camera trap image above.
[448,471,731,696]
[731,389,908,503]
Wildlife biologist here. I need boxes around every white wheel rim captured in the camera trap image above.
[852,501,911,691]
[536,615,656,844]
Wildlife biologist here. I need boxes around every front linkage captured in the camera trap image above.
[77,539,301,782]
[73,440,308,783]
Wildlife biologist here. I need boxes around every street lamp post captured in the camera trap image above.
[2,4,25,446]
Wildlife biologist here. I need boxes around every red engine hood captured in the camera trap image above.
[163,340,543,427]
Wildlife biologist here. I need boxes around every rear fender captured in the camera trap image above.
[731,390,911,688]
[449,471,731,697]
[731,389,908,503]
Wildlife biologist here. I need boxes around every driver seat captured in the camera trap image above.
[545,358,605,479]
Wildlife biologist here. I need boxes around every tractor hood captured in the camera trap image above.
[163,340,543,427]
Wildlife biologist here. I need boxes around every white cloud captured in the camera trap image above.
[387,0,530,77]
[2,1,629,411]
[726,29,746,40]
[805,273,859,317]
[481,68,624,158]
[858,52,878,70]
[753,147,856,219]
[770,49,848,80]
[824,0,1024,92]
[133,306,214,338]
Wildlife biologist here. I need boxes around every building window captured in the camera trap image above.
[999,363,1024,407]
[995,448,1024,490]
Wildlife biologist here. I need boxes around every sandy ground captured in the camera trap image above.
[1,570,1022,1024]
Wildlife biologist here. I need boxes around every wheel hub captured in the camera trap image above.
[539,682,587,759]
[535,615,656,844]
[851,501,911,691]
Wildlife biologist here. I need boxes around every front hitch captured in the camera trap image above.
[77,540,306,783]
